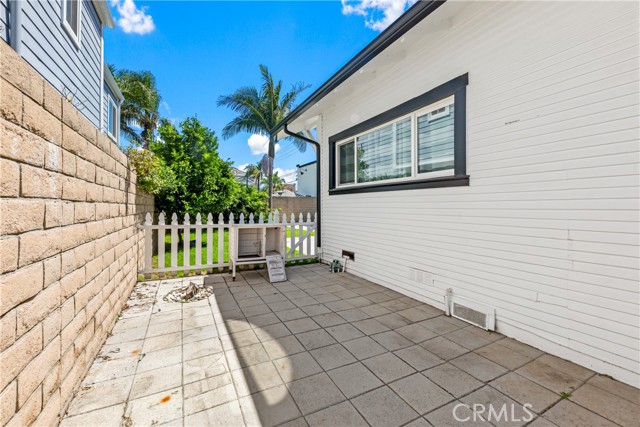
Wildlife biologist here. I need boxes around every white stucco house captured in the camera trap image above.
[273,0,639,387]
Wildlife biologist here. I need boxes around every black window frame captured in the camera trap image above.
[328,73,469,195]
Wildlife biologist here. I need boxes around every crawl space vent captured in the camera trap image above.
[449,297,495,331]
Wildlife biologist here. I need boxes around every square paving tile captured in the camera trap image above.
[142,332,182,353]
[124,387,182,426]
[425,401,492,427]
[543,400,617,427]
[536,354,594,381]
[516,359,583,394]
[184,353,228,384]
[327,362,383,398]
[130,363,182,399]
[423,363,484,398]
[287,373,346,415]
[296,329,337,350]
[418,317,461,335]
[232,361,283,396]
[262,335,305,359]
[394,345,443,371]
[276,308,309,322]
[326,324,365,342]
[239,384,301,427]
[60,404,126,427]
[450,352,508,382]
[66,376,134,416]
[301,304,332,316]
[184,373,232,399]
[184,383,237,415]
[351,318,390,335]
[395,324,437,343]
[351,386,419,427]
[312,313,346,328]
[587,374,640,404]
[444,327,492,350]
[363,352,415,384]
[310,343,357,371]
[184,400,245,426]
[285,318,321,334]
[490,372,560,414]
[371,331,414,351]
[183,337,223,361]
[305,401,368,427]
[229,342,270,369]
[461,386,531,427]
[342,336,387,360]
[420,336,469,360]
[337,308,370,322]
[274,352,323,383]
[255,323,292,342]
[570,383,639,427]
[389,373,453,415]
[247,312,280,327]
[475,341,533,370]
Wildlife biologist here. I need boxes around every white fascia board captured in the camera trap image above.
[92,0,115,28]
[103,64,124,102]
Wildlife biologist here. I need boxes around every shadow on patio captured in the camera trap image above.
[60,264,639,427]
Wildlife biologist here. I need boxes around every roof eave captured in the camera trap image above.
[271,0,447,136]
[93,0,115,28]
[104,64,125,102]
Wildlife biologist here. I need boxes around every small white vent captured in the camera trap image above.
[409,268,433,286]
[448,296,495,331]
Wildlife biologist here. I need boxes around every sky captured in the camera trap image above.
[105,0,416,183]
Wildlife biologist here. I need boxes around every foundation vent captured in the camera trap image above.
[449,296,495,331]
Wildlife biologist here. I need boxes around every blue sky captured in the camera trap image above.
[106,0,414,182]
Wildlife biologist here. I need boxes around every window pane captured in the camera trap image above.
[356,118,412,183]
[417,102,455,173]
[66,0,79,34]
[108,101,114,135]
[339,141,354,184]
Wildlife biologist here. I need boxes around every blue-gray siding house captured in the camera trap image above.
[3,0,121,140]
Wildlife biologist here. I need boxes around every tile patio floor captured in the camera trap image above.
[60,264,639,427]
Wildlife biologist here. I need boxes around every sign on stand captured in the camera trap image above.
[266,255,287,283]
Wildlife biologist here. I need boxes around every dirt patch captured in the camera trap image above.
[163,282,214,303]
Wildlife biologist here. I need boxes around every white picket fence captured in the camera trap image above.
[139,211,317,275]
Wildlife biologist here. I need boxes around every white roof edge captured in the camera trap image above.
[104,64,124,102]
[92,0,115,28]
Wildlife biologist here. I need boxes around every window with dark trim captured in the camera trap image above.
[329,74,469,194]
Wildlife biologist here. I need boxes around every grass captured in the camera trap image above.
[286,226,316,238]
[152,229,230,270]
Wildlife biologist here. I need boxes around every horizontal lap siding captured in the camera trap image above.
[318,1,639,386]
[20,0,102,127]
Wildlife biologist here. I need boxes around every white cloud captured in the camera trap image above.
[273,168,297,183]
[236,163,250,172]
[341,0,417,31]
[247,134,280,156]
[111,0,155,35]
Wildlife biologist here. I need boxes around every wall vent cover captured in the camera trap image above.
[449,297,495,331]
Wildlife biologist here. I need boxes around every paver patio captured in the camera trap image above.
[60,264,639,427]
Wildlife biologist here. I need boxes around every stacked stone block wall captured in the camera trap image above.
[272,196,317,220]
[0,41,153,426]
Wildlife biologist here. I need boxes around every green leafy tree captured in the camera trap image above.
[126,148,176,195]
[243,161,263,189]
[150,117,267,217]
[112,67,161,148]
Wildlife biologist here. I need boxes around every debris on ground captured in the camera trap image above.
[163,282,214,303]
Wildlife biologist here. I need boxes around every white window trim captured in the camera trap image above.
[335,96,455,189]
[107,95,118,142]
[61,0,82,49]
[336,140,355,186]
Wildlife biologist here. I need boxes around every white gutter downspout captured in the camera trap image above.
[9,0,24,55]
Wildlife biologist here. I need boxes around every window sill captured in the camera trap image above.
[329,174,469,195]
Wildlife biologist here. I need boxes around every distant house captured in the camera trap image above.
[274,1,640,386]
[296,161,317,197]
[2,0,122,141]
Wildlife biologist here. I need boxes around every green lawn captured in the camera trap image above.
[152,229,229,269]
[286,226,316,238]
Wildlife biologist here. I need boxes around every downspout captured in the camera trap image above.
[9,0,23,54]
[282,124,321,248]
[268,135,275,209]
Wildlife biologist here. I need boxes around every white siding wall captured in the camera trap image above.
[297,162,317,196]
[317,1,639,386]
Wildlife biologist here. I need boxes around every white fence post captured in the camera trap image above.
[138,210,317,274]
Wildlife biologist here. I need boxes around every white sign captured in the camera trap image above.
[266,255,287,283]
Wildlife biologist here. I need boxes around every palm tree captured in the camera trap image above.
[112,68,161,148]
[262,171,285,192]
[243,162,262,189]
[217,65,309,204]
